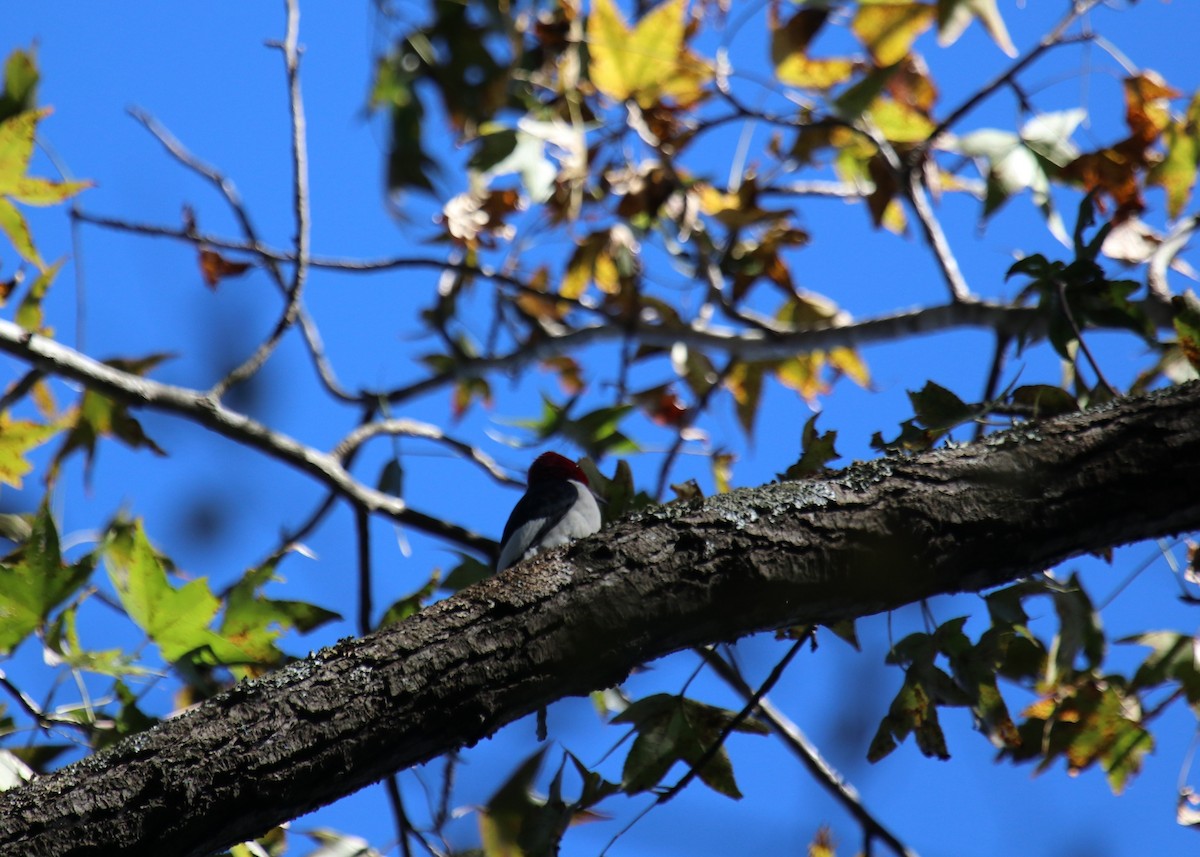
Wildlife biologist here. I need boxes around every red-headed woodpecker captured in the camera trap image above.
[496,452,602,571]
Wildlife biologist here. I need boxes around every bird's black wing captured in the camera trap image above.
[500,479,580,556]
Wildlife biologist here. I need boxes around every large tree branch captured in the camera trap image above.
[1,382,1198,856]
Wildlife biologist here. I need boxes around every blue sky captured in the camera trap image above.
[4,2,1200,855]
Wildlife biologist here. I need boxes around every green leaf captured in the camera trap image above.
[614,694,767,799]
[0,48,39,125]
[1125,631,1200,711]
[1172,291,1200,370]
[377,571,440,628]
[442,554,492,591]
[869,672,950,762]
[15,256,61,332]
[376,458,404,497]
[103,520,243,666]
[1047,572,1105,684]
[1009,385,1079,418]
[0,502,94,654]
[49,355,170,484]
[781,413,839,479]
[478,748,550,857]
[0,108,91,269]
[908,381,974,430]
[219,563,340,669]
[44,604,152,678]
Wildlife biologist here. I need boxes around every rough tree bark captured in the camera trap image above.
[1,382,1198,857]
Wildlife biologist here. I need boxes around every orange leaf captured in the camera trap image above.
[199,248,252,288]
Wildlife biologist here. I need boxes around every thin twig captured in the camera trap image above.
[973,333,1011,441]
[70,210,601,311]
[332,419,520,487]
[0,669,87,733]
[654,356,736,503]
[1052,275,1119,398]
[210,0,312,397]
[657,639,805,804]
[913,4,1101,158]
[125,105,352,401]
[699,649,920,857]
[384,774,430,857]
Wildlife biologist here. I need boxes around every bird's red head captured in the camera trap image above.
[527,452,588,486]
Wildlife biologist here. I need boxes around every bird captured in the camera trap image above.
[496,452,602,572]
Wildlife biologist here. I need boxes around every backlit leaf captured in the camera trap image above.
[853,3,936,67]
[588,0,710,108]
[0,413,64,488]
[0,502,93,654]
[936,0,1016,58]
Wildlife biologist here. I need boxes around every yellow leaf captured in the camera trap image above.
[711,451,734,494]
[594,250,621,294]
[0,414,65,488]
[1148,90,1200,219]
[829,347,871,388]
[853,3,936,67]
[776,354,826,402]
[588,0,710,107]
[776,56,856,91]
[771,6,855,90]
[0,109,92,269]
[937,0,1016,58]
[870,98,936,144]
[0,195,40,267]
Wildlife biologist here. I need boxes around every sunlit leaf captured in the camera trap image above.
[853,3,936,67]
[50,356,171,484]
[724,361,765,435]
[14,257,61,332]
[771,7,855,90]
[0,502,93,654]
[0,47,40,125]
[43,605,151,678]
[1148,89,1200,218]
[936,0,1016,58]
[588,0,710,108]
[103,520,244,666]
[711,451,734,494]
[219,563,340,671]
[0,412,64,488]
[0,108,91,268]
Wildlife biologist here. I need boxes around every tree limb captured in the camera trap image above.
[0,320,495,557]
[1,382,1198,856]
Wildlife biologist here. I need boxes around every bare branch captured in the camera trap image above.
[0,319,496,557]
[332,419,520,488]
[210,0,312,397]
